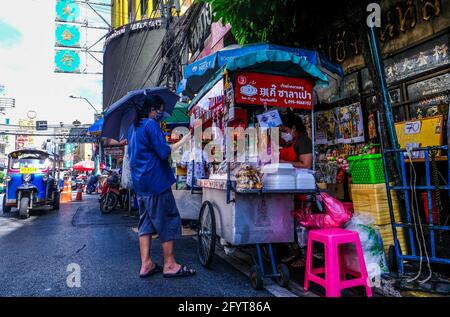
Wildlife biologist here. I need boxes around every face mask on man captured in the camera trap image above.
[281,132,293,143]
[154,111,164,122]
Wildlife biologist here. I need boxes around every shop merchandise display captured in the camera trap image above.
[235,164,263,190]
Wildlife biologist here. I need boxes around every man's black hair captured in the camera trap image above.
[134,95,164,128]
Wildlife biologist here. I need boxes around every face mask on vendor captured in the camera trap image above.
[281,132,293,143]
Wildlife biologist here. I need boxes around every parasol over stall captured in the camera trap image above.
[73,160,106,172]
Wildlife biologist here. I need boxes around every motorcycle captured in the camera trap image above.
[99,172,120,214]
[86,175,98,194]
[71,175,86,191]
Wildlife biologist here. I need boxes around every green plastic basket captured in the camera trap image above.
[347,154,386,184]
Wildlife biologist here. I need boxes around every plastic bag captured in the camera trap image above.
[296,223,309,248]
[343,213,389,287]
[299,192,352,229]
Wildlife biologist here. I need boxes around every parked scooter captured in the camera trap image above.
[99,171,120,213]
[86,175,99,194]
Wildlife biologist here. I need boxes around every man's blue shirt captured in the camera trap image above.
[128,118,175,195]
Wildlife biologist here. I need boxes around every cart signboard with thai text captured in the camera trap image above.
[235,72,313,109]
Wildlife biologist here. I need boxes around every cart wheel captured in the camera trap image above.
[250,265,264,290]
[197,201,216,267]
[275,264,290,288]
[388,245,398,272]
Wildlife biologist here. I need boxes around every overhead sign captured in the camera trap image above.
[235,72,313,109]
[56,0,81,22]
[55,49,80,73]
[0,97,15,107]
[54,128,70,144]
[67,128,97,143]
[36,121,48,131]
[55,24,81,47]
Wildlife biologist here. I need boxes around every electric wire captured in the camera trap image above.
[405,149,432,284]
[105,0,147,108]
[136,1,200,88]
[111,0,163,104]
[106,0,164,108]
[138,3,201,89]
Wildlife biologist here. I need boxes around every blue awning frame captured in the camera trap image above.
[182,43,343,98]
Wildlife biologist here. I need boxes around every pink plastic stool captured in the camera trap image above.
[304,228,372,297]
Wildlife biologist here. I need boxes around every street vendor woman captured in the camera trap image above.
[279,113,313,268]
[279,113,313,169]
[128,95,196,279]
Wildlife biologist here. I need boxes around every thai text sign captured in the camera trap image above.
[235,72,313,109]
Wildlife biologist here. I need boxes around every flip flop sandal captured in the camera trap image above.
[139,263,163,278]
[163,265,196,278]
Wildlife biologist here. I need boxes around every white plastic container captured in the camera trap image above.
[261,163,295,175]
[295,169,316,190]
[262,163,296,190]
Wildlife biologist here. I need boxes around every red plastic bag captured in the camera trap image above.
[299,192,352,229]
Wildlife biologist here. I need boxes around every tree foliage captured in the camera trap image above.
[202,0,302,46]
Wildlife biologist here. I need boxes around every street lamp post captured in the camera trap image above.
[69,96,103,171]
[69,95,100,114]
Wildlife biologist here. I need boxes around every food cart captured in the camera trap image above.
[184,48,335,289]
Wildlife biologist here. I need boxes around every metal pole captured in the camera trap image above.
[367,27,398,150]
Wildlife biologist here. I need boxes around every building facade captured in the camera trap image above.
[103,0,194,110]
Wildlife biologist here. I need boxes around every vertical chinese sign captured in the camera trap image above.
[55,0,82,73]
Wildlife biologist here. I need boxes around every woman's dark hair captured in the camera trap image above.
[282,114,307,134]
[134,95,164,127]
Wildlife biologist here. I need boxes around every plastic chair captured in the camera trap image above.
[304,228,372,297]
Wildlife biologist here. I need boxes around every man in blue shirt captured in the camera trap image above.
[128,95,195,279]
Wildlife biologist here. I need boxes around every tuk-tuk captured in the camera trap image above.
[2,149,61,219]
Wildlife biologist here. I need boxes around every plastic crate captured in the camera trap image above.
[348,154,385,184]
[351,183,400,225]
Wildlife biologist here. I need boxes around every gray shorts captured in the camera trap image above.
[137,189,182,242]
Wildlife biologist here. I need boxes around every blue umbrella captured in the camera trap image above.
[101,87,179,141]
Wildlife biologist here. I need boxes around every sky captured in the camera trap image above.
[0,0,110,127]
